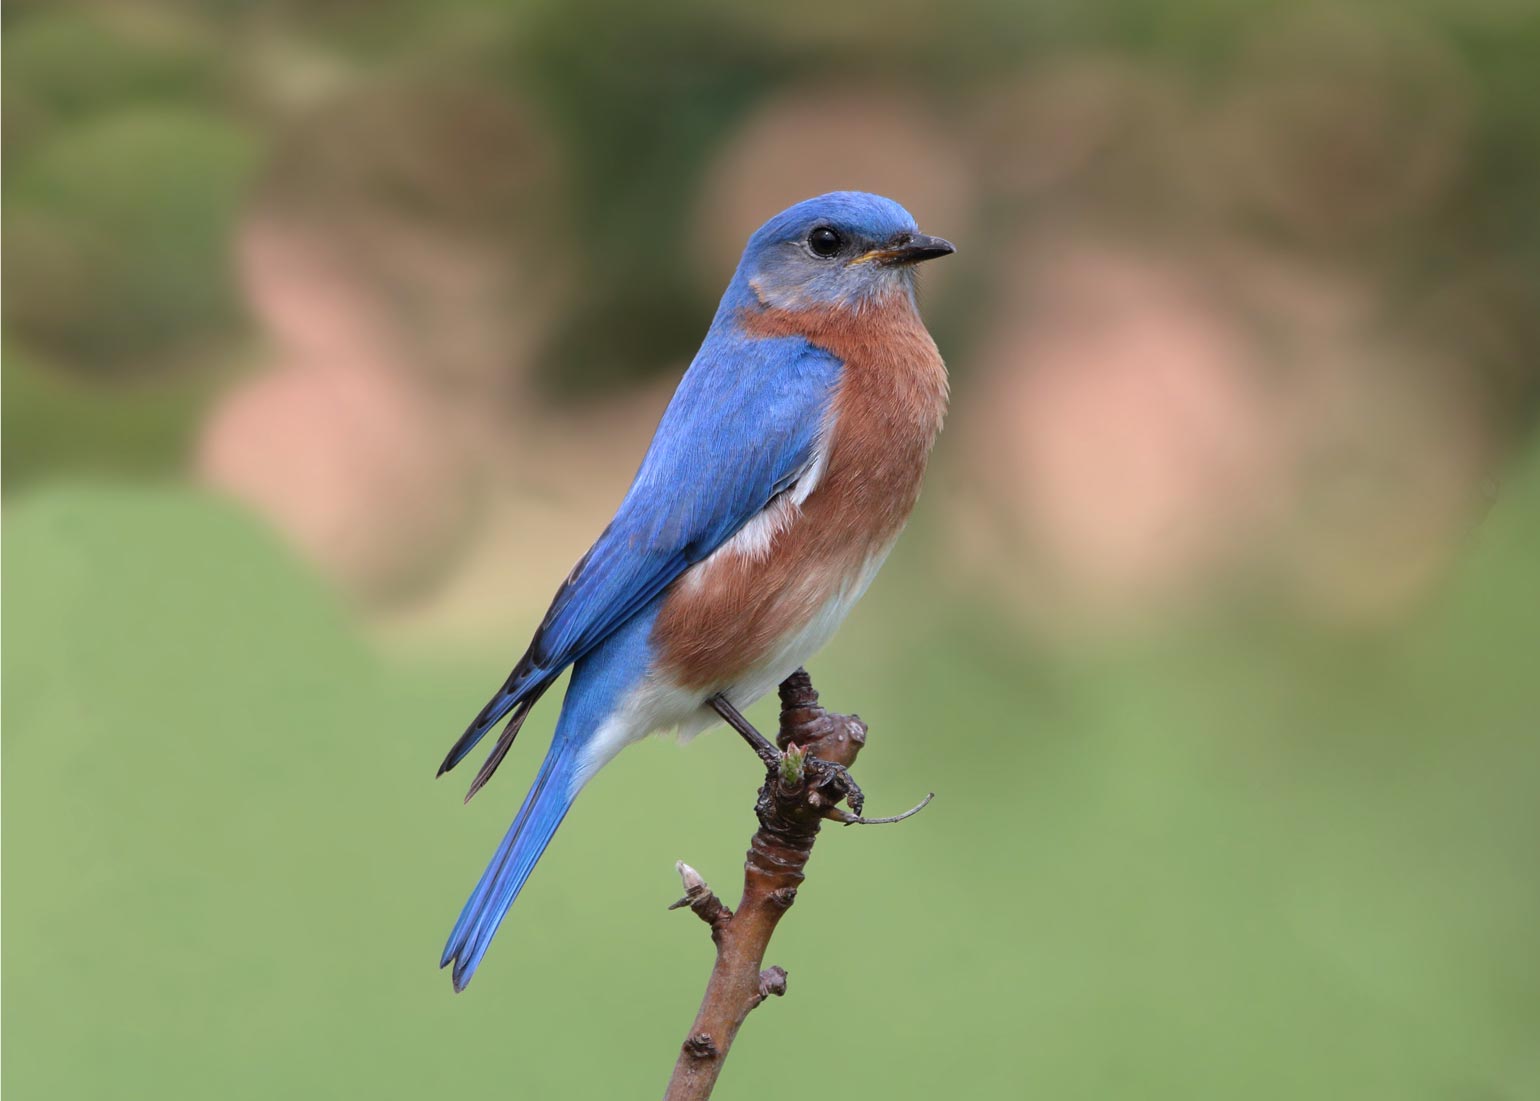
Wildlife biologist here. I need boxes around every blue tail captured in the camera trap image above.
[440,741,579,991]
[440,599,661,991]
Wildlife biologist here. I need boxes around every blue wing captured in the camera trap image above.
[438,327,843,793]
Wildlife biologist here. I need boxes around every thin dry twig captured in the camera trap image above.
[824,790,935,826]
[662,669,930,1100]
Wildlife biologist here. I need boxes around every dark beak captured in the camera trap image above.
[857,233,957,266]
[893,233,956,264]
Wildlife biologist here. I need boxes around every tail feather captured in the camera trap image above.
[437,665,550,778]
[463,704,535,803]
[440,743,578,991]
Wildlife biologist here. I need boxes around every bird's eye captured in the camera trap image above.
[807,227,843,258]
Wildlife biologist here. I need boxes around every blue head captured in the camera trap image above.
[726,191,954,313]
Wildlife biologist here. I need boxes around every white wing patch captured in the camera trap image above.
[714,495,797,562]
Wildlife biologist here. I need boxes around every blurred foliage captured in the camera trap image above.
[1,347,215,489]
[5,0,1540,445]
[7,108,257,372]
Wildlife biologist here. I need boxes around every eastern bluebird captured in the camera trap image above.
[437,191,954,990]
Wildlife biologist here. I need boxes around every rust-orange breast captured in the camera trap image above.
[651,294,948,691]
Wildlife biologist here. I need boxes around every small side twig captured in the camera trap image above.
[662,669,930,1100]
[668,862,732,942]
[825,790,935,826]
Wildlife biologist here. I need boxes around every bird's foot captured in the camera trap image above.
[809,757,865,817]
[709,688,865,813]
[709,672,931,826]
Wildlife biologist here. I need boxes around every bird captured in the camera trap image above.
[437,191,953,991]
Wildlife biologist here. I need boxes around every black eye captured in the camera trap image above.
[807,226,842,258]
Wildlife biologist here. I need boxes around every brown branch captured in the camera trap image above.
[663,669,925,1100]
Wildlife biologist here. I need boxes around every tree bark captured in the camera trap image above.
[662,669,890,1100]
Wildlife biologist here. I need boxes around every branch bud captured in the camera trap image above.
[779,743,806,785]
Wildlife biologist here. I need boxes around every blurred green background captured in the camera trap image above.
[5,1,1540,1097]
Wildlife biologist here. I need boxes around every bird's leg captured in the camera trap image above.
[708,694,781,770]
